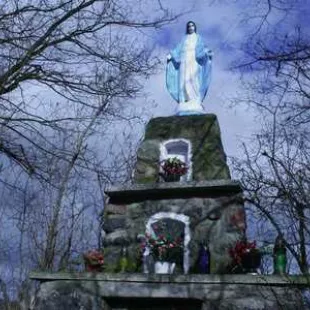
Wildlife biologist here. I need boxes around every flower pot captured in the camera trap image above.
[154,261,176,274]
[241,250,261,274]
[164,174,181,182]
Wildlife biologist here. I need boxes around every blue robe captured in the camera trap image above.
[166,34,212,106]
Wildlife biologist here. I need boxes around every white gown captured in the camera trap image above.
[177,33,204,114]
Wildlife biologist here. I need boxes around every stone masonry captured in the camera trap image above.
[31,114,306,309]
[103,114,246,273]
[104,180,245,273]
[134,114,231,183]
[31,273,307,310]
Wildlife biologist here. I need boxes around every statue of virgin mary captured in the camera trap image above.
[166,21,213,115]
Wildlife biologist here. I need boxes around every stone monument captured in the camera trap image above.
[31,22,306,310]
[104,114,245,275]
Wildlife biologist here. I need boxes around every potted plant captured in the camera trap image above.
[83,249,104,272]
[229,240,261,274]
[160,157,188,182]
[143,233,183,274]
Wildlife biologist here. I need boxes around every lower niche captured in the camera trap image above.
[105,298,202,310]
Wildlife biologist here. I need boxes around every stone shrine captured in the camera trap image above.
[31,113,306,310]
[30,21,306,309]
[103,114,246,275]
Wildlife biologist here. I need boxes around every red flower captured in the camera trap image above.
[229,240,257,265]
[141,232,184,262]
[83,250,104,267]
[161,157,188,177]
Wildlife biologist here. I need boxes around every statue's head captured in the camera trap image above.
[186,21,197,34]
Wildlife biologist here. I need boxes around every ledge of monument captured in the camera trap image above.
[105,180,242,204]
[29,272,309,288]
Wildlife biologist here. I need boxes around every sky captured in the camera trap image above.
[4,0,305,177]
[130,0,263,170]
[0,1,309,299]
[125,0,310,173]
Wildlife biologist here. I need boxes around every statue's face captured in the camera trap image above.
[187,22,195,34]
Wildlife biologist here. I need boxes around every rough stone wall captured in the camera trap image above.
[31,112,305,310]
[134,114,231,183]
[103,114,244,274]
[32,275,306,310]
[104,192,245,273]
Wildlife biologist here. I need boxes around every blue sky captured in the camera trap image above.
[130,0,260,166]
[126,0,309,170]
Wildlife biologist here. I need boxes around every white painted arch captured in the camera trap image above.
[159,138,192,181]
[144,212,191,274]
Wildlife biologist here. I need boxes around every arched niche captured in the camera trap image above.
[144,212,191,274]
[160,139,192,181]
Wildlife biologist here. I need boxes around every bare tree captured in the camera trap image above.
[0,0,180,305]
[233,0,310,126]
[0,0,178,178]
[232,116,310,274]
[231,0,310,274]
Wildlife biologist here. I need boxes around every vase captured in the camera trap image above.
[164,174,181,182]
[241,250,261,274]
[154,261,176,274]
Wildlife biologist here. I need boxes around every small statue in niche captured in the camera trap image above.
[166,21,213,115]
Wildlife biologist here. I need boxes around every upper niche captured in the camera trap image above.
[160,139,192,181]
[134,115,231,184]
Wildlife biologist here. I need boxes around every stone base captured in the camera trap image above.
[176,99,204,115]
[104,180,245,274]
[30,273,307,310]
[134,114,231,183]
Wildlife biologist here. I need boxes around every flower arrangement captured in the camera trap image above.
[143,233,183,263]
[83,249,104,272]
[160,157,188,181]
[229,240,257,264]
[229,240,261,273]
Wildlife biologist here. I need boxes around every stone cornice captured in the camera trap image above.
[30,272,310,287]
[105,180,243,204]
